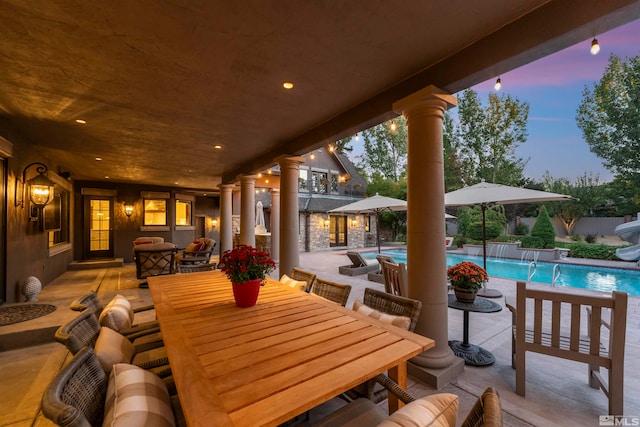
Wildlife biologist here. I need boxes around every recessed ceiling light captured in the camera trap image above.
[75,119,86,124]
[213,144,223,150]
[104,176,109,179]
[283,82,294,89]
[95,157,102,161]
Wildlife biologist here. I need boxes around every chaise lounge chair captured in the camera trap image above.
[338,251,379,276]
[367,254,396,283]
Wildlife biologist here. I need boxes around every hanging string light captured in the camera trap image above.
[389,121,397,131]
[590,38,600,55]
[494,77,502,91]
[355,133,359,141]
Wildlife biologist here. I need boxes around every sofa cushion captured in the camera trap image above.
[280,274,307,291]
[378,393,459,427]
[353,300,411,330]
[94,327,135,374]
[99,295,134,332]
[104,363,176,427]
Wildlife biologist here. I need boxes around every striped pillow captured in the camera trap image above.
[104,363,176,427]
[94,327,135,374]
[280,274,307,291]
[378,393,458,427]
[353,300,411,330]
[99,295,134,331]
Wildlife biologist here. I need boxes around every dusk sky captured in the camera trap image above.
[349,19,640,184]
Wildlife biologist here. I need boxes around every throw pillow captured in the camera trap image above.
[104,363,176,427]
[193,240,207,252]
[280,274,307,291]
[94,327,135,374]
[99,295,134,332]
[353,300,411,330]
[378,393,459,427]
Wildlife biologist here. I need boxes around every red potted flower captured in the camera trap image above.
[219,245,276,307]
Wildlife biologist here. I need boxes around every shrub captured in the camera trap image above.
[585,234,596,244]
[520,236,545,248]
[570,234,583,242]
[567,243,620,260]
[467,221,502,241]
[514,222,529,236]
[530,206,555,248]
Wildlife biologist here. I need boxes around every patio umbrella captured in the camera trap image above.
[329,194,454,253]
[329,194,407,253]
[445,181,574,297]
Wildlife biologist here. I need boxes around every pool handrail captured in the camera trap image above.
[527,261,537,284]
[552,264,561,287]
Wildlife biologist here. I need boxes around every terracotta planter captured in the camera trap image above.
[232,278,262,307]
[454,288,477,303]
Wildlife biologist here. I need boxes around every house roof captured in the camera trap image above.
[1,1,638,191]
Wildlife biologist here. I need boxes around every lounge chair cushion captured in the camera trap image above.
[280,274,307,291]
[104,363,176,427]
[378,393,459,427]
[353,300,411,330]
[94,327,135,373]
[99,295,134,331]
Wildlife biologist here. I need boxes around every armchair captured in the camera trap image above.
[133,242,178,285]
[176,237,216,265]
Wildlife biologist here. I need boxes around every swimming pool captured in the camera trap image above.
[363,249,640,297]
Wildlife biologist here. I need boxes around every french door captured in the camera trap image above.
[84,196,114,259]
[329,215,347,247]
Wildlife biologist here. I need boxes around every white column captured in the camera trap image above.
[218,184,235,255]
[239,175,257,247]
[393,86,458,375]
[276,155,305,278]
[269,188,280,263]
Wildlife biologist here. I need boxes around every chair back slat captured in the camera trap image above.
[380,260,407,296]
[290,267,316,293]
[55,310,101,355]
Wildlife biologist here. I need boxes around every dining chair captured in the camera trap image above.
[290,267,317,292]
[311,278,352,306]
[381,259,408,296]
[347,288,422,402]
[177,263,217,273]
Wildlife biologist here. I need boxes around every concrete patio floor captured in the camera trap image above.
[0,248,638,426]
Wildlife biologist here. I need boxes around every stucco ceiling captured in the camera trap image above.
[1,1,638,192]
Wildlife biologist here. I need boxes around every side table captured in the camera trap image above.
[448,293,502,366]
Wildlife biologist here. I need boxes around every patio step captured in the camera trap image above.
[67,258,124,270]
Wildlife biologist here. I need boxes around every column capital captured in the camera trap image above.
[238,174,259,183]
[269,187,280,195]
[275,155,305,169]
[393,85,457,113]
[218,183,236,192]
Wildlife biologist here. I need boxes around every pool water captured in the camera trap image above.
[363,249,640,297]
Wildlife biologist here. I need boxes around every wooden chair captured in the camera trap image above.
[381,258,408,296]
[338,251,379,276]
[314,374,503,427]
[367,254,395,283]
[347,288,423,402]
[312,278,352,306]
[177,263,217,273]
[290,267,317,292]
[506,280,628,415]
[41,347,184,427]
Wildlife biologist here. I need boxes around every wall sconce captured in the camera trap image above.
[15,162,55,222]
[323,219,330,228]
[212,218,218,228]
[124,204,134,217]
[351,218,358,228]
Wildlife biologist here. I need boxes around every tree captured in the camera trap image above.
[576,55,640,185]
[542,172,605,235]
[530,205,555,248]
[358,117,407,181]
[333,136,353,155]
[454,89,530,185]
[443,112,471,191]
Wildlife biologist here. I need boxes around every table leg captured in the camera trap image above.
[463,310,470,345]
[448,309,496,366]
[387,361,407,413]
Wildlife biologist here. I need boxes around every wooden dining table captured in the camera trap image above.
[148,271,435,427]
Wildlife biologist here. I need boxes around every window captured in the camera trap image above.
[299,169,308,191]
[176,200,192,225]
[144,199,167,226]
[365,215,371,232]
[48,191,70,247]
[312,171,328,194]
[330,173,339,193]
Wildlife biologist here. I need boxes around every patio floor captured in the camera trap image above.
[1,247,638,426]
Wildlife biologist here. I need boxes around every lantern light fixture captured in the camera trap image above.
[15,162,56,223]
[124,204,134,217]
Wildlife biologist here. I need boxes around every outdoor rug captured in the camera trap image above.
[0,304,57,326]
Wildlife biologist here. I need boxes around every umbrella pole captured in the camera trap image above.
[375,212,381,253]
[477,203,502,298]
